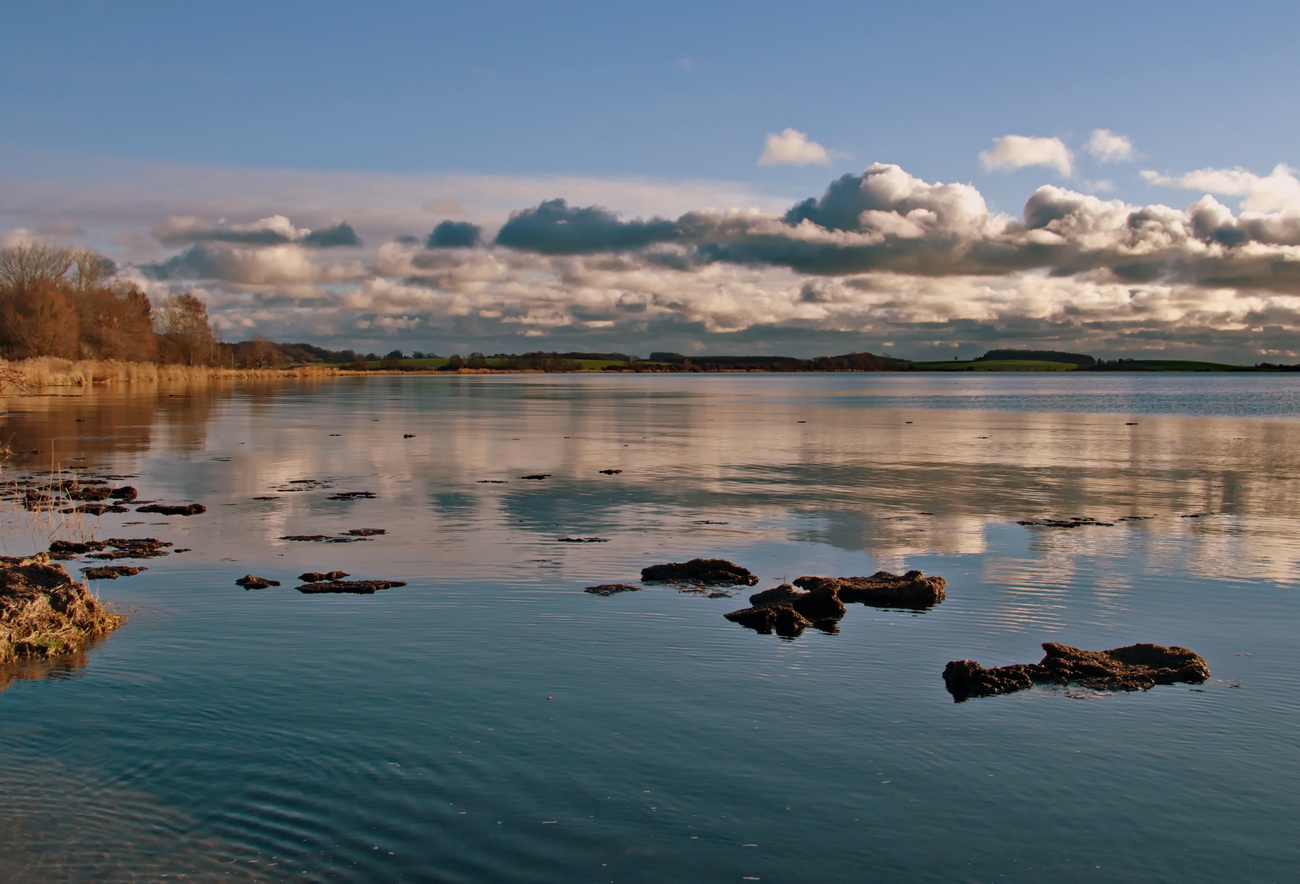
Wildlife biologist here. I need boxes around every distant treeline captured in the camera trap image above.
[642,351,909,372]
[975,349,1097,367]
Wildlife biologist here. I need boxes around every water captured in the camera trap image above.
[1,373,1298,882]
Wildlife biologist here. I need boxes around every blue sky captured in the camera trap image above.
[4,1,1300,361]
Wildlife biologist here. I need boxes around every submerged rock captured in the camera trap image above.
[297,579,407,595]
[943,642,1210,702]
[136,503,206,516]
[87,538,174,560]
[236,575,281,589]
[584,583,640,596]
[2,555,125,666]
[1017,517,1116,528]
[47,540,109,559]
[81,565,147,580]
[558,536,610,543]
[641,558,759,586]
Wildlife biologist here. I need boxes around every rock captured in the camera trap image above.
[943,642,1210,702]
[477,480,508,484]
[723,604,814,638]
[296,580,407,594]
[136,503,206,516]
[725,570,947,638]
[794,570,946,609]
[749,582,846,620]
[299,571,350,582]
[557,536,610,543]
[327,491,376,500]
[87,538,174,560]
[80,565,147,580]
[109,486,138,501]
[640,558,759,586]
[599,469,622,475]
[281,535,332,542]
[584,584,640,596]
[519,474,551,480]
[403,434,415,438]
[67,503,131,515]
[47,540,109,559]
[343,528,386,536]
[236,575,281,589]
[67,486,113,502]
[1017,517,1116,528]
[2,555,125,667]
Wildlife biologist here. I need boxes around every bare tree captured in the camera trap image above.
[155,293,217,365]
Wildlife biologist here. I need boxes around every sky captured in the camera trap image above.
[4,0,1300,362]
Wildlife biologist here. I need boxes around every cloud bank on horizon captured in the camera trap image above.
[6,130,1300,362]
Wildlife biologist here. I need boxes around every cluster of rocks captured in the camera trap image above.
[2,474,205,519]
[279,529,386,543]
[723,570,947,638]
[943,642,1210,701]
[235,570,407,595]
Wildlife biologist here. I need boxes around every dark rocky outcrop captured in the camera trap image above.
[109,486,139,501]
[297,579,407,594]
[725,570,946,638]
[47,540,109,559]
[1,555,125,667]
[519,474,551,480]
[943,642,1211,702]
[299,571,350,582]
[136,503,206,516]
[81,565,147,580]
[794,570,946,609]
[236,575,281,589]
[584,583,640,596]
[599,469,622,475]
[67,486,113,502]
[558,536,610,543]
[87,538,174,560]
[641,558,759,586]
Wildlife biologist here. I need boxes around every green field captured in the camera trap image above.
[908,359,1081,371]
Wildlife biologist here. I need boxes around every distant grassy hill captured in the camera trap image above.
[908,359,1081,371]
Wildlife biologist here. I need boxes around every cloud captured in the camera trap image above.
[144,242,365,286]
[758,128,831,167]
[426,220,483,248]
[1085,129,1137,163]
[303,222,362,248]
[979,135,1074,177]
[153,215,360,248]
[1142,163,1300,213]
[13,150,1300,362]
[495,199,679,254]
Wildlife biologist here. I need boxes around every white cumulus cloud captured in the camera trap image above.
[758,128,831,167]
[1142,163,1300,213]
[979,135,1074,177]
[1085,129,1137,163]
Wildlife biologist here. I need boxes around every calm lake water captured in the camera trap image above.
[2,372,1299,882]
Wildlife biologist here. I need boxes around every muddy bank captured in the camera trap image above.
[1,554,125,668]
[943,642,1210,701]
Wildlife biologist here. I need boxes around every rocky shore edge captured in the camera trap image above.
[1,554,125,667]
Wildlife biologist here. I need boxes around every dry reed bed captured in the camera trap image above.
[1,358,340,389]
[0,554,124,666]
